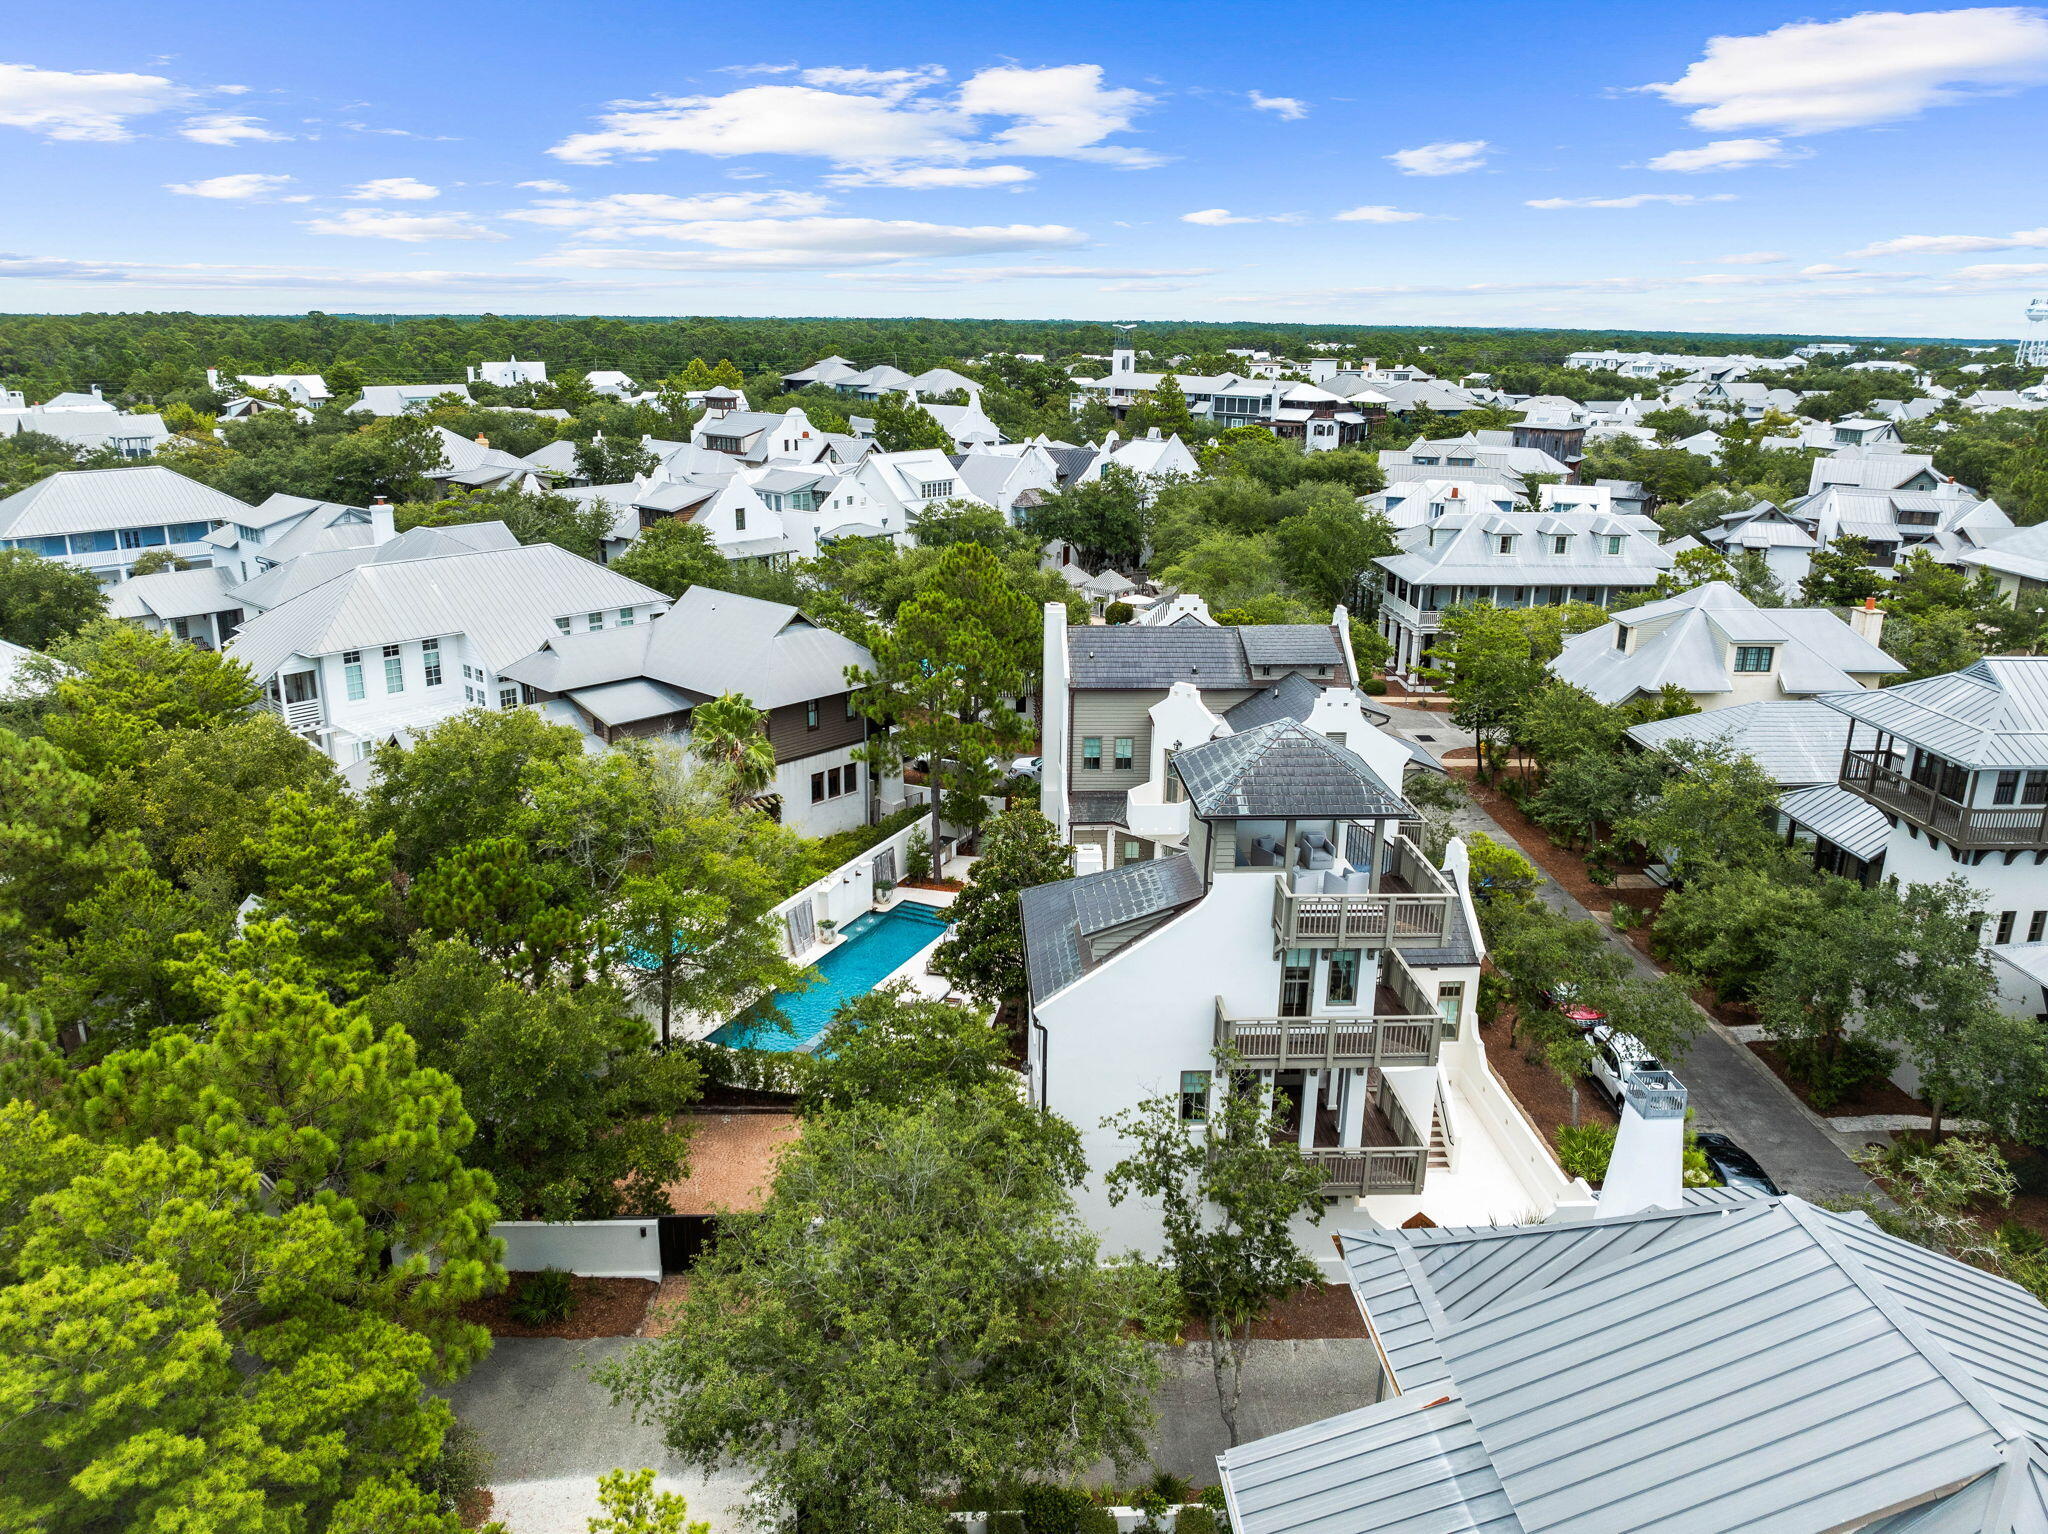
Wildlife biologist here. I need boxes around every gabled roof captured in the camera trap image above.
[0,465,253,537]
[105,565,241,621]
[1173,719,1412,820]
[1626,699,1856,786]
[226,542,665,676]
[1067,622,1342,690]
[1818,656,2048,768]
[1223,672,1330,733]
[1017,852,1205,1003]
[1227,1196,2048,1534]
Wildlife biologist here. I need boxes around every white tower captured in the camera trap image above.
[1597,1070,1690,1219]
[2020,297,2048,368]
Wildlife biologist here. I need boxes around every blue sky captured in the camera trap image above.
[5,2,2048,336]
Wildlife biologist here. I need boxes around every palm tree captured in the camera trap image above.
[690,691,776,801]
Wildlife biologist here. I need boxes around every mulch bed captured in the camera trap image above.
[1747,1040,1929,1120]
[1171,1283,1370,1342]
[459,1276,656,1339]
[1479,1007,1620,1150]
[460,1490,495,1530]
[900,877,964,892]
[1448,762,1668,924]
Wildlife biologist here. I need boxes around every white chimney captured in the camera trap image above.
[206,367,221,392]
[1847,595,1887,652]
[1112,346,1135,375]
[90,383,103,400]
[1597,1071,1689,1218]
[368,497,396,542]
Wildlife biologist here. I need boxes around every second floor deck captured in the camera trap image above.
[1843,748,2048,850]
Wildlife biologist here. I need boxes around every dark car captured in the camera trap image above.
[1694,1132,1784,1197]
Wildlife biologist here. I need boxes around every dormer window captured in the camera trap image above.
[1604,535,1625,555]
[1614,625,1628,651]
[1733,645,1774,673]
[1495,533,1517,555]
[1550,534,1570,555]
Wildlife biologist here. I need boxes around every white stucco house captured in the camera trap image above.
[467,358,548,388]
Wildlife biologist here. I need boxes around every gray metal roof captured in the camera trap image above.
[566,678,696,727]
[1221,1394,1524,1534]
[226,543,666,677]
[1225,673,1331,732]
[1067,790,1130,827]
[499,584,872,712]
[0,465,253,537]
[1173,720,1412,820]
[228,523,519,612]
[104,566,240,621]
[1626,700,1858,787]
[1818,657,2048,769]
[1778,782,1892,859]
[1018,852,1203,1003]
[1234,1196,2048,1534]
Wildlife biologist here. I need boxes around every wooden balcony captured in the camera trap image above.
[1270,835,1458,949]
[1302,1144,1426,1197]
[1843,750,2048,850]
[1215,996,1441,1071]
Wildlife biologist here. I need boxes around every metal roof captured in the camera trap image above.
[1231,1197,2048,1534]
[103,566,240,621]
[1018,852,1204,1003]
[226,543,666,677]
[1778,782,1892,859]
[0,465,253,537]
[566,678,696,727]
[1817,657,2048,769]
[499,584,871,711]
[1626,700,1859,787]
[1173,720,1412,821]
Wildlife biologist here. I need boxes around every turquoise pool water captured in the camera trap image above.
[709,900,953,1052]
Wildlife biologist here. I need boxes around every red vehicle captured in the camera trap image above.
[1540,983,1606,1027]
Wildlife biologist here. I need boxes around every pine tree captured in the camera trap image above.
[871,391,956,452]
[709,358,746,390]
[413,836,592,987]
[1145,371,1196,437]
[247,788,400,996]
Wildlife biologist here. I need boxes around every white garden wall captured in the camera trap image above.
[492,1219,662,1280]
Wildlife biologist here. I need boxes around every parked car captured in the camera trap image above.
[1694,1132,1783,1197]
[1541,982,1606,1027]
[1008,755,1043,782]
[1585,1023,1664,1106]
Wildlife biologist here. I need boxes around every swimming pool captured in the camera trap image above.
[708,900,953,1052]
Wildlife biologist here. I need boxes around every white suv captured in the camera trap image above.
[1585,1024,1665,1107]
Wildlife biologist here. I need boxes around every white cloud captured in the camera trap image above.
[179,112,289,145]
[0,62,194,141]
[306,208,506,241]
[1526,192,1737,208]
[1850,226,2048,256]
[1715,251,1789,264]
[1248,90,1308,120]
[536,217,1084,272]
[503,190,832,234]
[1641,7,2048,135]
[517,178,571,192]
[165,172,297,200]
[1334,205,1425,223]
[1951,261,2048,279]
[824,163,1034,188]
[799,65,948,95]
[1385,139,1490,176]
[340,121,459,141]
[0,250,610,295]
[1644,137,1797,172]
[348,176,440,201]
[1182,208,1257,225]
[547,63,1158,174]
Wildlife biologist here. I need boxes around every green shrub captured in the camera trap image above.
[1610,900,1639,933]
[1018,1484,1091,1534]
[1147,1471,1195,1506]
[508,1266,576,1326]
[1105,600,1135,624]
[1076,1508,1118,1534]
[411,1417,494,1515]
[2000,1219,2047,1259]
[1555,1123,1616,1184]
[905,828,933,882]
[1777,1033,1897,1112]
[989,1514,1026,1534]
[1359,677,1388,695]
[1176,1509,1219,1534]
[1199,1485,1228,1511]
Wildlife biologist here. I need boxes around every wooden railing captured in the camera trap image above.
[1843,750,2048,850]
[1303,1145,1427,1197]
[258,693,325,732]
[1273,881,1455,947]
[1215,998,1441,1070]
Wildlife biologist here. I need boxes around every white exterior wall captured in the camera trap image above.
[1880,831,2048,940]
[777,743,871,838]
[493,1219,661,1280]
[1042,603,1072,843]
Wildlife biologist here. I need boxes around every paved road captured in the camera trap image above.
[1381,703,1876,1202]
[450,1336,1380,1530]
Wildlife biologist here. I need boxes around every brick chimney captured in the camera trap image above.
[475,433,489,446]
[1846,595,1887,652]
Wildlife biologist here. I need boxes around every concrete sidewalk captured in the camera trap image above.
[450,1335,1380,1531]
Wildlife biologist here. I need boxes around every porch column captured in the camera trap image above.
[1340,1068,1368,1148]
[1298,1069,1322,1151]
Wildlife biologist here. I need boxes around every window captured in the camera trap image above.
[1437,981,1465,1040]
[235,523,265,544]
[734,503,748,531]
[2030,911,2047,943]
[382,644,404,693]
[1604,535,1625,555]
[1551,534,1570,555]
[421,637,442,687]
[844,762,859,794]
[172,616,191,642]
[343,650,365,701]
[1997,911,2017,945]
[464,686,477,703]
[1179,1071,1211,1123]
[806,700,820,730]
[120,526,168,549]
[1081,736,1102,771]
[499,687,517,711]
[166,522,210,543]
[1996,771,2021,806]
[1326,949,1360,1005]
[1614,624,1629,652]
[617,608,635,626]
[586,612,603,632]
[1279,949,1314,1018]
[2025,771,2048,806]
[1733,646,1774,673]
[67,531,118,554]
[918,479,956,499]
[1113,737,1134,772]
[1495,534,1516,555]
[555,617,571,635]
[811,771,826,803]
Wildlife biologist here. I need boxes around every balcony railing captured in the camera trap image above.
[1271,837,1458,948]
[1844,750,2048,850]
[1215,998,1441,1070]
[1303,1145,1426,1197]
[258,693,326,732]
